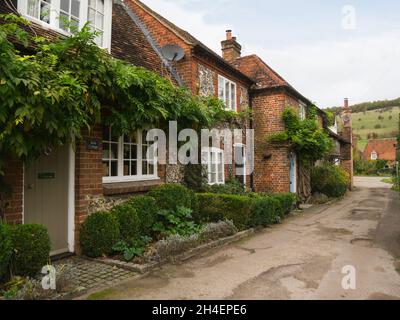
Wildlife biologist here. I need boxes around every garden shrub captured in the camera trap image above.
[128,196,158,237]
[249,196,281,227]
[195,194,253,230]
[153,206,200,238]
[272,193,298,215]
[112,204,140,245]
[149,184,197,212]
[311,163,349,198]
[0,223,12,280]
[198,220,238,242]
[10,224,51,277]
[205,178,246,195]
[80,211,120,258]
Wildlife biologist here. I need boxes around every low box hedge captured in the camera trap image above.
[10,224,51,277]
[196,192,297,230]
[0,223,12,280]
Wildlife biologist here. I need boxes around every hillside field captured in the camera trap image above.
[338,106,399,152]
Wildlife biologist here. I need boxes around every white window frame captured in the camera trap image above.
[299,101,307,120]
[202,147,225,185]
[371,151,378,161]
[218,75,237,112]
[102,128,159,184]
[234,143,246,186]
[16,0,112,50]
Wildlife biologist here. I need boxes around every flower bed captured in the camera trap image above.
[80,184,298,269]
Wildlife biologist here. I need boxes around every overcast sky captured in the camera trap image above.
[140,0,400,108]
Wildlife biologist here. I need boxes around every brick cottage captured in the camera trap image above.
[0,0,352,255]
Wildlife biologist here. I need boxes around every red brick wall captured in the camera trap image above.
[74,126,103,252]
[251,90,291,193]
[1,159,23,224]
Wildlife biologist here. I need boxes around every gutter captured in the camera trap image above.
[116,0,184,87]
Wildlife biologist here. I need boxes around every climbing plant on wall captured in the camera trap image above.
[267,106,333,164]
[0,14,238,173]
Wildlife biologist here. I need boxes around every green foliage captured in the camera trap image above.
[111,204,140,246]
[149,184,196,212]
[80,211,120,258]
[0,14,233,173]
[205,178,246,195]
[10,224,50,277]
[354,159,391,176]
[112,236,151,262]
[271,193,299,215]
[153,206,200,237]
[195,194,253,230]
[0,223,12,280]
[128,196,157,237]
[311,163,349,198]
[268,107,333,163]
[183,163,208,192]
[249,195,281,227]
[325,98,400,114]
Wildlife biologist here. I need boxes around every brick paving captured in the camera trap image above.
[53,256,137,299]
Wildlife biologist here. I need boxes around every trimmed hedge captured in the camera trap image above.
[149,184,197,212]
[128,196,158,237]
[112,204,140,245]
[11,224,51,277]
[249,196,281,227]
[196,193,297,230]
[272,193,298,215]
[80,211,120,258]
[0,223,12,280]
[196,194,252,230]
[311,163,349,198]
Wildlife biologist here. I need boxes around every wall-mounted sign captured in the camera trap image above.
[38,172,56,180]
[87,139,100,151]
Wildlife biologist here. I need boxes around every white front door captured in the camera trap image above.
[24,145,73,255]
[289,153,297,194]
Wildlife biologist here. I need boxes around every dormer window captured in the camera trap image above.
[17,0,112,49]
[371,151,378,161]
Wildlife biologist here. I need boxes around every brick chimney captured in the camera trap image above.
[221,30,242,63]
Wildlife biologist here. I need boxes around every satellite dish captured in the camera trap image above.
[161,44,185,62]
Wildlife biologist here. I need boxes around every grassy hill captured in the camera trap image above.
[337,106,399,152]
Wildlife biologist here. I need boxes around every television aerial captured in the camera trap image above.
[161,44,185,62]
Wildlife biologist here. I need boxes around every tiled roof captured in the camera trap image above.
[363,138,398,161]
[111,2,177,81]
[131,0,254,84]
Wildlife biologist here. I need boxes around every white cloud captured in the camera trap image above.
[140,0,400,107]
[245,31,400,107]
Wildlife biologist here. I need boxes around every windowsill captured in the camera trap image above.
[103,179,163,196]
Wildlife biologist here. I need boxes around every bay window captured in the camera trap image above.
[202,148,225,185]
[103,127,158,183]
[218,75,237,111]
[17,0,112,49]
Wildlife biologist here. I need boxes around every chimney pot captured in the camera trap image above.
[221,30,242,62]
[344,98,349,108]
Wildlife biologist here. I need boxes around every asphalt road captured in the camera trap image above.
[87,176,400,300]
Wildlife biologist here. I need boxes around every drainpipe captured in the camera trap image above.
[249,93,255,192]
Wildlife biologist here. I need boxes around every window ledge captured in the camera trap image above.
[103,179,164,196]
